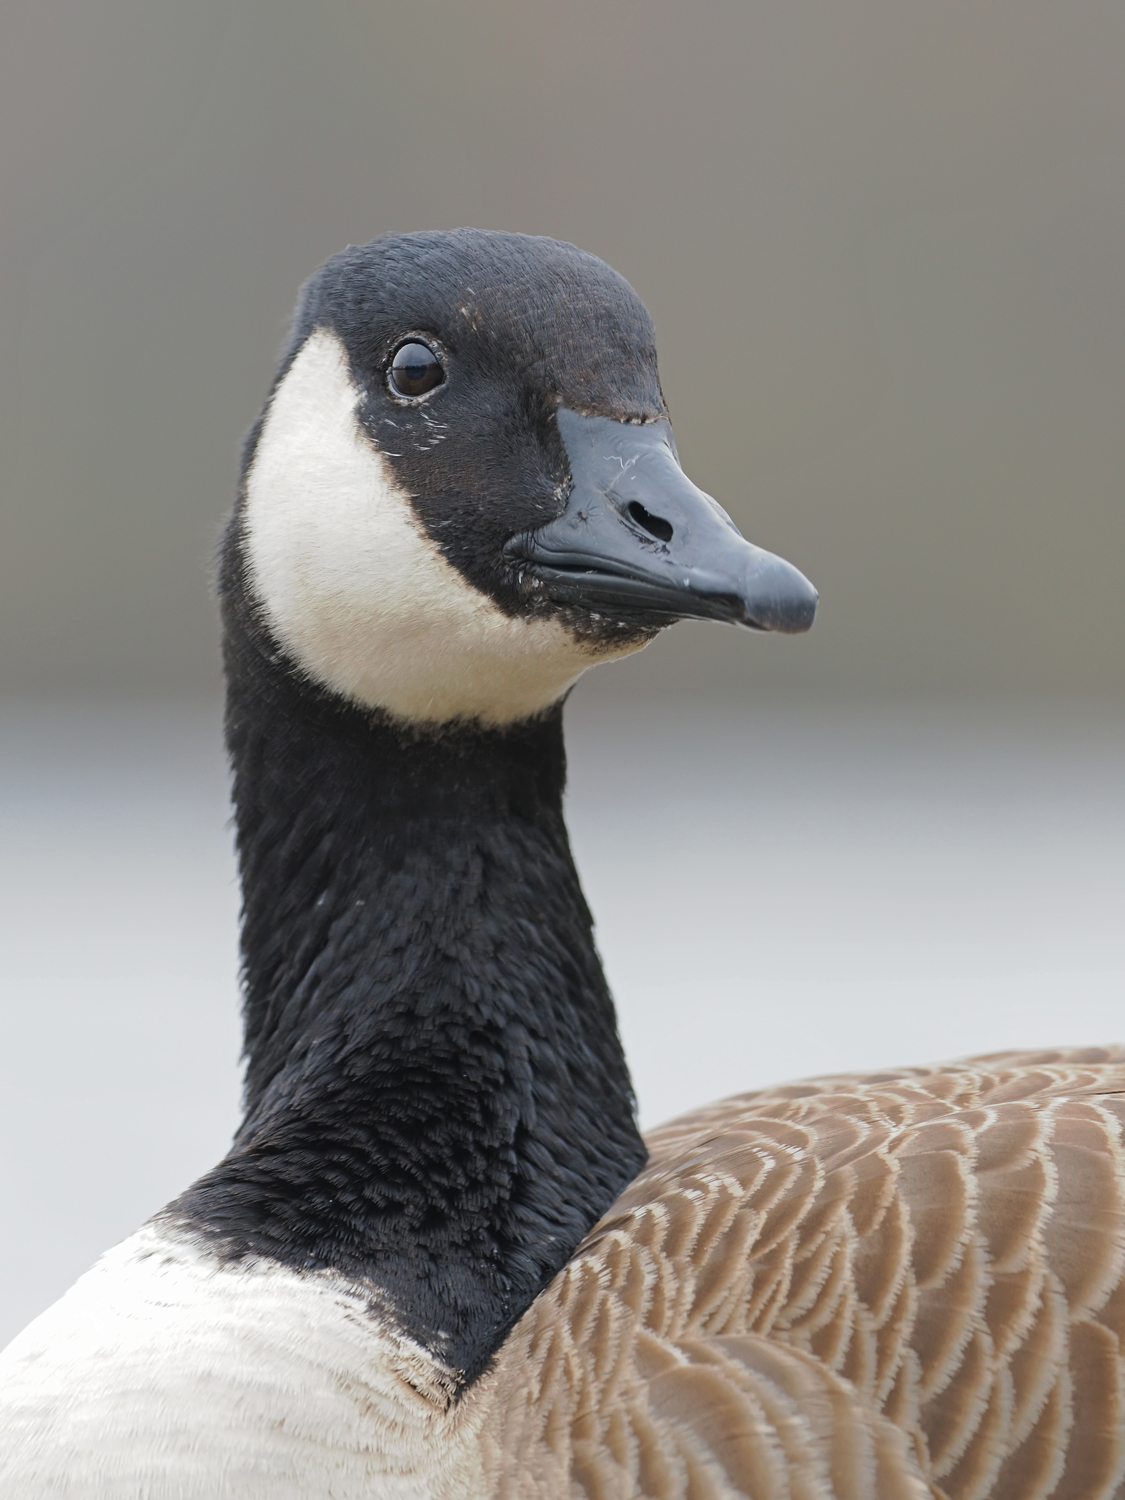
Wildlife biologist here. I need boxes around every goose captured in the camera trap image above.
[1,228,1123,1500]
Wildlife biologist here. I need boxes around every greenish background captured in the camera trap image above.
[3,0,1123,700]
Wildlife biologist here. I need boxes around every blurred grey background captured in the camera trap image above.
[4,0,1124,697]
[1,1,1122,1343]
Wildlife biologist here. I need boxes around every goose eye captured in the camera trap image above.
[389,342,444,398]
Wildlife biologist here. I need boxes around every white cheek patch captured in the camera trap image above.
[243,328,644,726]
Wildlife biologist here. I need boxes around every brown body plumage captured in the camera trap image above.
[483,1047,1125,1499]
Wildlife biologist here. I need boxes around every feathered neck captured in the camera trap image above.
[172,569,646,1382]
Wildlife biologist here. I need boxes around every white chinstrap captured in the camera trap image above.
[243,328,644,727]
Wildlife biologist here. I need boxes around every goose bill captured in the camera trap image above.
[507,408,818,633]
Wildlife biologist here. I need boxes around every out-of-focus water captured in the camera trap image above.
[1,695,1122,1346]
[567,697,1124,1124]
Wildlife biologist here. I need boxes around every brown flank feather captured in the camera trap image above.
[476,1047,1125,1499]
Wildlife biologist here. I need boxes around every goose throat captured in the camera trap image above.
[170,644,646,1382]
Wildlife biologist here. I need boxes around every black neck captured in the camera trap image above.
[172,597,646,1380]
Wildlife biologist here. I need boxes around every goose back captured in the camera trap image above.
[483,1047,1125,1500]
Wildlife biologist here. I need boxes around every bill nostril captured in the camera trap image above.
[627,502,674,543]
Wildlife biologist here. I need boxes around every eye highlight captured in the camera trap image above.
[388,341,444,399]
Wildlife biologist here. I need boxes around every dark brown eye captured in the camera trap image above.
[389,341,444,398]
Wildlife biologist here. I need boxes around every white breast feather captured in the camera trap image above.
[0,1224,490,1499]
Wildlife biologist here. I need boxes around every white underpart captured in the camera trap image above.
[0,1224,492,1499]
[244,327,644,726]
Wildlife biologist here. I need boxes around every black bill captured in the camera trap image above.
[506,408,818,633]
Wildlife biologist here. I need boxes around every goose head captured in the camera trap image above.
[234,229,817,726]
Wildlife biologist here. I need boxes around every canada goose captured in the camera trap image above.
[1,229,1122,1500]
